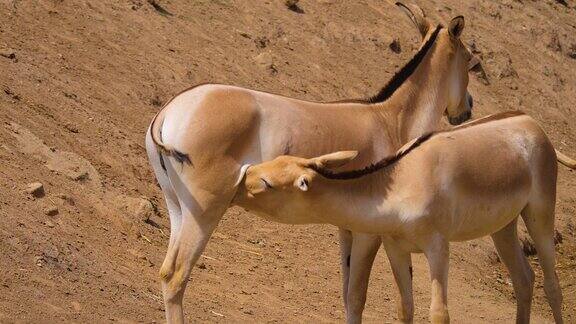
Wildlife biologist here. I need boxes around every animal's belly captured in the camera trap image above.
[234,202,319,225]
[448,197,527,241]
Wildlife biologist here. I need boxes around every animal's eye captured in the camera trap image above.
[261,178,273,189]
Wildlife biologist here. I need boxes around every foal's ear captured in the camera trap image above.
[295,175,311,191]
[448,16,465,38]
[234,164,251,187]
[311,151,358,168]
[395,2,430,38]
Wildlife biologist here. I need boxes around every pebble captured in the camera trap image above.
[44,206,59,216]
[26,182,44,198]
[389,38,401,54]
[71,301,82,312]
[0,49,16,60]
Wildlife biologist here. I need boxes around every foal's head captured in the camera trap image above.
[238,151,358,199]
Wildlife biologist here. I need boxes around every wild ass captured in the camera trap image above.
[234,111,564,324]
[146,3,477,322]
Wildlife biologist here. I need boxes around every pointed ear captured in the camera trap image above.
[395,2,430,38]
[295,175,310,192]
[311,151,358,169]
[448,16,465,38]
[234,164,251,187]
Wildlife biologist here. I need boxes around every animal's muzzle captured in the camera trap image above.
[448,110,472,125]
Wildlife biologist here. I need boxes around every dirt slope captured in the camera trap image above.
[1,0,575,322]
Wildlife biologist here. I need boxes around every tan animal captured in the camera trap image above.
[235,111,564,324]
[146,3,477,322]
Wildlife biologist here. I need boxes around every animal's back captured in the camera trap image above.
[401,112,557,240]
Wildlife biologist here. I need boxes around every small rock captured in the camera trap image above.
[554,0,568,7]
[35,256,45,267]
[254,36,269,49]
[254,52,273,67]
[389,38,401,54]
[568,44,576,59]
[64,123,79,133]
[134,198,155,223]
[44,220,55,228]
[0,49,16,60]
[253,52,278,75]
[285,0,304,13]
[70,171,88,181]
[197,263,207,269]
[44,206,59,216]
[71,301,82,312]
[26,182,44,198]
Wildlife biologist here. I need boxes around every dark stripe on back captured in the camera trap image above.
[310,132,434,180]
[311,111,526,180]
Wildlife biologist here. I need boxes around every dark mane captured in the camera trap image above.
[310,132,435,180]
[310,111,528,180]
[361,25,442,104]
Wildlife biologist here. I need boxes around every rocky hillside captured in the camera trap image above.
[1,0,575,322]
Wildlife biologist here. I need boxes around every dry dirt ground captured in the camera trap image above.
[1,0,575,323]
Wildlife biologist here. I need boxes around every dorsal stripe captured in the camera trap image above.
[311,111,527,180]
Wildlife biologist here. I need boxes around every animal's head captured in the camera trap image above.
[237,151,358,199]
[397,2,483,125]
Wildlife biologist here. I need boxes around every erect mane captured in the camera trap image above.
[350,25,443,104]
[310,132,435,180]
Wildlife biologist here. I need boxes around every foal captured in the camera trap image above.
[234,111,563,324]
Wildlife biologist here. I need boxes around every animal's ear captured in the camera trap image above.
[448,16,465,38]
[395,2,430,38]
[295,175,310,192]
[312,151,358,168]
[234,164,251,187]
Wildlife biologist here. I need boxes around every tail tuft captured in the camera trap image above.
[172,149,192,165]
[150,108,192,167]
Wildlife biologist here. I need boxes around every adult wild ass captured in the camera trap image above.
[146,3,477,322]
[235,111,564,324]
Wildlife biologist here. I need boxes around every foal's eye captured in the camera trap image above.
[261,178,273,189]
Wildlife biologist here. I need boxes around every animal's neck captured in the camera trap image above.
[374,51,448,145]
[311,173,397,232]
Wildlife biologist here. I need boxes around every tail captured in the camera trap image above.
[149,109,192,165]
[556,149,576,169]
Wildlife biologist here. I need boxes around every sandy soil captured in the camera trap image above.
[0,0,575,322]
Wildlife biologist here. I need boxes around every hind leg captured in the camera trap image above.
[162,200,229,323]
[382,237,414,323]
[522,204,563,323]
[146,131,184,282]
[491,218,535,324]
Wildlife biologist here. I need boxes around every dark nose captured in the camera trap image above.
[448,110,472,126]
[467,94,474,110]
